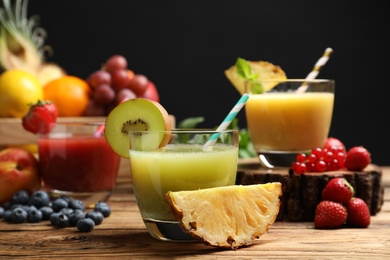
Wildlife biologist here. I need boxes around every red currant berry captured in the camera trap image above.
[314,160,327,172]
[311,148,323,158]
[307,153,317,163]
[327,159,340,171]
[323,151,334,163]
[296,153,307,163]
[294,162,307,174]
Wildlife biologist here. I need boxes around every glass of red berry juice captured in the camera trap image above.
[37,122,120,207]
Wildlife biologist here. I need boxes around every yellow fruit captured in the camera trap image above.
[166,182,282,250]
[0,69,43,118]
[225,60,287,94]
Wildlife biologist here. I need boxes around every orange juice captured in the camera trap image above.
[246,92,334,153]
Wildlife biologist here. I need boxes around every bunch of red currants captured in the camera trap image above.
[84,54,159,116]
[292,146,346,174]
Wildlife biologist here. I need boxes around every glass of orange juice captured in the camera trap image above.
[129,129,239,241]
[245,79,335,168]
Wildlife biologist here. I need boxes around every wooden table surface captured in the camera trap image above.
[0,159,389,259]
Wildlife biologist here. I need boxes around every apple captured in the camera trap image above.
[140,80,160,103]
[0,148,41,204]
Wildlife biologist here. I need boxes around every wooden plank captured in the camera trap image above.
[0,117,106,145]
[0,115,176,146]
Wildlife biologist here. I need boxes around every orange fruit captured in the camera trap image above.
[43,75,90,117]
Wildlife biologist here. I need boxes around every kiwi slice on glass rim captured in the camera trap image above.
[104,98,171,158]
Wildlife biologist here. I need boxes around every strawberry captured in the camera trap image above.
[322,177,354,204]
[344,146,371,171]
[346,197,370,228]
[314,200,347,229]
[22,100,58,134]
[323,137,346,153]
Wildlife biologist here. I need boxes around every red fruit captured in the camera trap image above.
[140,80,160,103]
[323,137,346,153]
[322,177,354,204]
[111,69,130,92]
[22,100,58,134]
[346,197,370,228]
[314,200,347,229]
[127,74,148,96]
[344,146,371,171]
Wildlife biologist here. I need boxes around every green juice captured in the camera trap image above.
[129,143,238,221]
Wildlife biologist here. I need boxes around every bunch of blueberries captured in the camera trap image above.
[0,190,111,232]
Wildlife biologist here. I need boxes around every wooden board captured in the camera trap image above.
[236,159,385,221]
[0,115,176,147]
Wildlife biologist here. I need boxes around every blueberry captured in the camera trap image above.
[3,209,12,222]
[2,201,12,210]
[59,195,71,204]
[52,198,69,212]
[30,191,51,208]
[76,218,95,232]
[94,202,111,217]
[0,206,4,218]
[49,212,60,225]
[27,208,43,223]
[50,213,69,228]
[85,210,104,225]
[10,207,27,223]
[10,204,23,210]
[69,199,85,211]
[22,205,37,213]
[59,207,73,217]
[69,209,85,226]
[39,206,54,220]
[12,190,30,205]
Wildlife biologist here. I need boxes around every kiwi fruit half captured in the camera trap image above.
[104,98,171,158]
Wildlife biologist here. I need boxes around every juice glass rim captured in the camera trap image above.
[37,121,105,138]
[129,129,239,134]
[257,79,334,83]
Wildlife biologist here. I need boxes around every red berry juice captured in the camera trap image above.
[38,134,120,192]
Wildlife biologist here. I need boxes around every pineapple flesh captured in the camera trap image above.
[166,183,282,250]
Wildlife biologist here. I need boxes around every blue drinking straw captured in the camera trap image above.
[203,94,249,151]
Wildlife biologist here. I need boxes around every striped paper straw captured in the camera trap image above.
[296,47,334,93]
[203,94,249,151]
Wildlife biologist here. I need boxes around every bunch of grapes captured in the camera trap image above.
[291,146,346,174]
[84,54,159,116]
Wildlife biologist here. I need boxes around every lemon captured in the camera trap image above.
[225,60,287,94]
[0,69,43,118]
[166,182,282,250]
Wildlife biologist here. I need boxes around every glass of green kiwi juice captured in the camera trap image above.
[129,129,239,242]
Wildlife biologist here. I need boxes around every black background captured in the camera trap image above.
[25,0,389,165]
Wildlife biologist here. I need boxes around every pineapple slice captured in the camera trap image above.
[166,183,282,250]
[225,59,287,94]
[0,0,65,84]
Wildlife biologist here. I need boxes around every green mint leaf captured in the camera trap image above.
[178,117,205,128]
[236,57,264,94]
[250,80,264,94]
[236,57,253,80]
